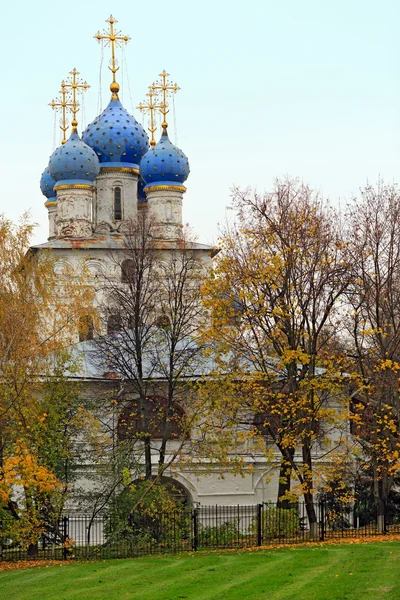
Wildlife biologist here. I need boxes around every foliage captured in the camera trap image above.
[250,504,301,540]
[104,480,191,549]
[354,462,400,527]
[198,521,242,547]
[201,178,352,535]
[0,213,95,543]
[346,182,400,519]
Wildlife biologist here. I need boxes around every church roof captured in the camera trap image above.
[65,338,218,381]
[31,234,219,256]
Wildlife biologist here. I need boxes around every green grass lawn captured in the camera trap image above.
[1,541,400,600]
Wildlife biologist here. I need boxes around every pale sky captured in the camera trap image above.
[1,0,399,246]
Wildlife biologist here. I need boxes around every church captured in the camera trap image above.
[36,16,287,509]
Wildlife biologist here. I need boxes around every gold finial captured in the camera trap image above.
[150,70,180,133]
[62,68,90,135]
[137,89,163,147]
[49,82,74,144]
[94,15,130,100]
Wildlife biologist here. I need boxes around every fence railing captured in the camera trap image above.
[1,501,399,561]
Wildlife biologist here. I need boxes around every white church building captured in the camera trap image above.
[35,16,283,509]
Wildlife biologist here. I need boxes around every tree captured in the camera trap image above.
[0,213,95,546]
[346,181,400,531]
[202,178,351,537]
[92,212,208,495]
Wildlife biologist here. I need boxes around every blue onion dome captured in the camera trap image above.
[49,132,100,187]
[140,129,190,189]
[82,99,149,170]
[40,166,56,201]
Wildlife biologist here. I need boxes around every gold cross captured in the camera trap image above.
[94,15,130,100]
[49,82,74,144]
[137,89,163,147]
[150,70,180,132]
[62,68,90,134]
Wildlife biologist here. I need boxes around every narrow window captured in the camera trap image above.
[107,314,122,335]
[114,186,122,221]
[155,312,170,329]
[121,259,134,283]
[78,315,94,342]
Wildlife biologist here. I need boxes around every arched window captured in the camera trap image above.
[114,186,122,221]
[131,475,193,506]
[107,314,122,335]
[117,397,188,442]
[121,259,135,283]
[78,314,94,342]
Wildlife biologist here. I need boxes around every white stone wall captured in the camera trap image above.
[46,202,57,240]
[56,188,94,238]
[146,188,184,240]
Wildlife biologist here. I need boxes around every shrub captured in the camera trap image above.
[252,504,301,540]
[104,480,191,550]
[198,520,242,547]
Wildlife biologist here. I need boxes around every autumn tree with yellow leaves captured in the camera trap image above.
[346,182,400,531]
[0,214,95,549]
[202,178,352,538]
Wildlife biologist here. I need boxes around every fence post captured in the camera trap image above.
[384,503,388,535]
[192,508,199,551]
[257,504,263,546]
[62,516,69,560]
[320,500,325,542]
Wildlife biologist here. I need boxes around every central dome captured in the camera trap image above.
[82,99,149,170]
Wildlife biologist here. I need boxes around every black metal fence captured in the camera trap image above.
[1,501,399,562]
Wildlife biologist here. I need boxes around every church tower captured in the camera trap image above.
[38,16,194,246]
[82,17,149,233]
[139,71,190,240]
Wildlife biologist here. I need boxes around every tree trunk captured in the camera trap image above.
[27,543,38,557]
[302,442,318,538]
[144,438,152,479]
[304,490,319,539]
[138,391,152,479]
[373,462,387,534]
[277,455,293,509]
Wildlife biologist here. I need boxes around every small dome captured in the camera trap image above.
[40,166,56,200]
[49,132,100,187]
[82,99,149,169]
[140,129,190,188]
